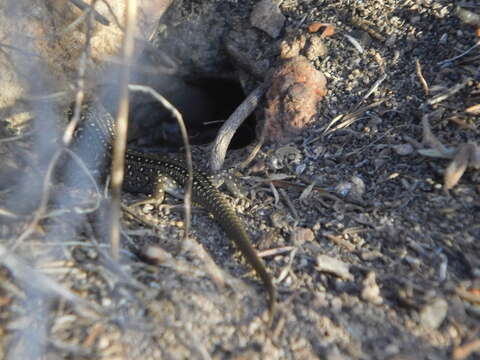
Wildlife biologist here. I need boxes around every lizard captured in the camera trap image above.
[72,102,276,322]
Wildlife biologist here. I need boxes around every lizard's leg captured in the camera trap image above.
[210,170,247,201]
[128,173,185,208]
[128,190,165,209]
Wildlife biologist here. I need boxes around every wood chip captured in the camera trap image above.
[316,254,353,280]
[465,104,480,114]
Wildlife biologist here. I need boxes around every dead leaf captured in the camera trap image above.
[308,23,335,38]
[320,24,335,38]
[422,114,451,156]
[465,104,480,114]
[469,143,480,169]
[444,144,470,190]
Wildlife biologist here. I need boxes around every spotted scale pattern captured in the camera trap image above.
[76,103,275,320]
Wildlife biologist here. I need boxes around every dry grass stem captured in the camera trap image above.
[62,5,95,146]
[109,0,137,260]
[128,84,193,246]
[427,78,470,105]
[323,99,385,135]
[257,246,295,258]
[68,0,110,25]
[438,40,480,66]
[351,74,387,112]
[276,248,298,284]
[6,149,63,254]
[279,188,299,221]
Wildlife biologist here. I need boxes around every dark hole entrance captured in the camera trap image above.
[128,76,257,151]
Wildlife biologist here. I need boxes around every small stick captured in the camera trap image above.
[452,338,480,360]
[0,132,31,143]
[279,188,299,221]
[415,58,429,96]
[239,113,267,170]
[437,40,480,66]
[69,0,110,26]
[427,79,470,106]
[257,246,295,258]
[351,74,387,112]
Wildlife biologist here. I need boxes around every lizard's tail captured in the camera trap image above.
[201,190,276,325]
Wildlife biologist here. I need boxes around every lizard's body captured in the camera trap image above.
[74,103,275,320]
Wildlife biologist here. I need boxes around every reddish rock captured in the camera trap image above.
[264,56,327,143]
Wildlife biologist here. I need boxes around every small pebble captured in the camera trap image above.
[361,272,383,304]
[361,250,382,261]
[250,0,285,38]
[98,336,110,350]
[290,227,315,245]
[142,203,154,214]
[316,254,353,280]
[419,298,448,329]
[175,221,184,228]
[265,56,327,143]
[101,297,112,307]
[331,296,343,312]
[392,143,414,156]
[335,182,352,197]
[351,175,366,197]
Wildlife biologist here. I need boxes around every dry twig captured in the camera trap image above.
[452,338,480,360]
[415,58,429,96]
[63,2,96,146]
[257,246,295,258]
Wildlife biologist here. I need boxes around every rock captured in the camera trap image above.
[351,176,366,198]
[392,144,414,156]
[361,272,383,304]
[290,227,315,245]
[316,255,353,280]
[265,56,327,143]
[419,298,448,329]
[250,0,285,38]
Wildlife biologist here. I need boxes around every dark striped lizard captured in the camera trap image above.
[73,103,275,321]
